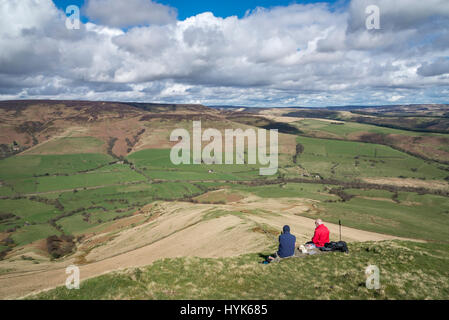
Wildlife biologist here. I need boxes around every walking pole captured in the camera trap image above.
[339,220,342,242]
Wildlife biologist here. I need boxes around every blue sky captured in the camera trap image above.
[53,0,346,21]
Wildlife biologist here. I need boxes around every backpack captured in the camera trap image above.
[322,241,349,253]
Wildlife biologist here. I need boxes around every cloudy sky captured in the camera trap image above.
[0,0,448,107]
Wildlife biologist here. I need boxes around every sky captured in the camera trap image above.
[52,0,346,20]
[0,0,448,107]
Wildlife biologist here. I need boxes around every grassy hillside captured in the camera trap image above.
[0,153,114,180]
[128,149,267,181]
[22,137,106,155]
[29,240,449,300]
[290,118,449,164]
[229,183,449,242]
[294,136,448,181]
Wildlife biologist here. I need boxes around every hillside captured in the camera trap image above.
[29,240,449,300]
[1,192,424,299]
[230,105,449,164]
[0,100,448,300]
[0,100,220,159]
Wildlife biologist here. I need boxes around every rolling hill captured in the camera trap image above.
[0,101,448,300]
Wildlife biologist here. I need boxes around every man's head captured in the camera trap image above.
[283,225,290,234]
[315,219,323,228]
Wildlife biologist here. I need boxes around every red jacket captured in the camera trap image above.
[312,224,330,248]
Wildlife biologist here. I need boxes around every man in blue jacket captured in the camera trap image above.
[268,225,296,262]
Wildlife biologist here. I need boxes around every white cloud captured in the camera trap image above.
[0,0,448,106]
[389,95,404,102]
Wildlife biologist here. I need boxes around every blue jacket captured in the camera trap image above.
[277,226,296,258]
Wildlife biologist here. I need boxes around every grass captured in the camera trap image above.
[0,199,60,232]
[230,182,337,202]
[29,240,449,300]
[11,224,61,247]
[310,192,449,242]
[291,119,449,163]
[0,185,14,197]
[202,210,245,221]
[128,149,277,181]
[23,137,105,155]
[34,170,146,193]
[229,183,449,242]
[11,166,147,194]
[0,153,114,180]
[57,214,99,235]
[294,136,448,181]
[57,182,204,211]
[293,118,443,138]
[0,151,220,246]
[0,268,14,275]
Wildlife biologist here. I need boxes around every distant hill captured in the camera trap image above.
[0,100,220,159]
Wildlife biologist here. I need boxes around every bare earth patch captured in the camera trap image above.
[193,189,244,204]
[362,178,449,190]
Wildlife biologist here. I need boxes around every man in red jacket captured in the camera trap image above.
[311,219,330,248]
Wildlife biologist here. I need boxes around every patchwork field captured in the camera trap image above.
[293,136,448,181]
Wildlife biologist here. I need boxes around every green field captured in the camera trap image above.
[11,224,62,247]
[0,184,14,197]
[294,136,447,180]
[287,118,449,164]
[0,199,60,232]
[25,169,145,194]
[230,182,336,201]
[317,193,449,241]
[0,154,147,195]
[0,153,114,180]
[229,182,449,242]
[128,149,267,181]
